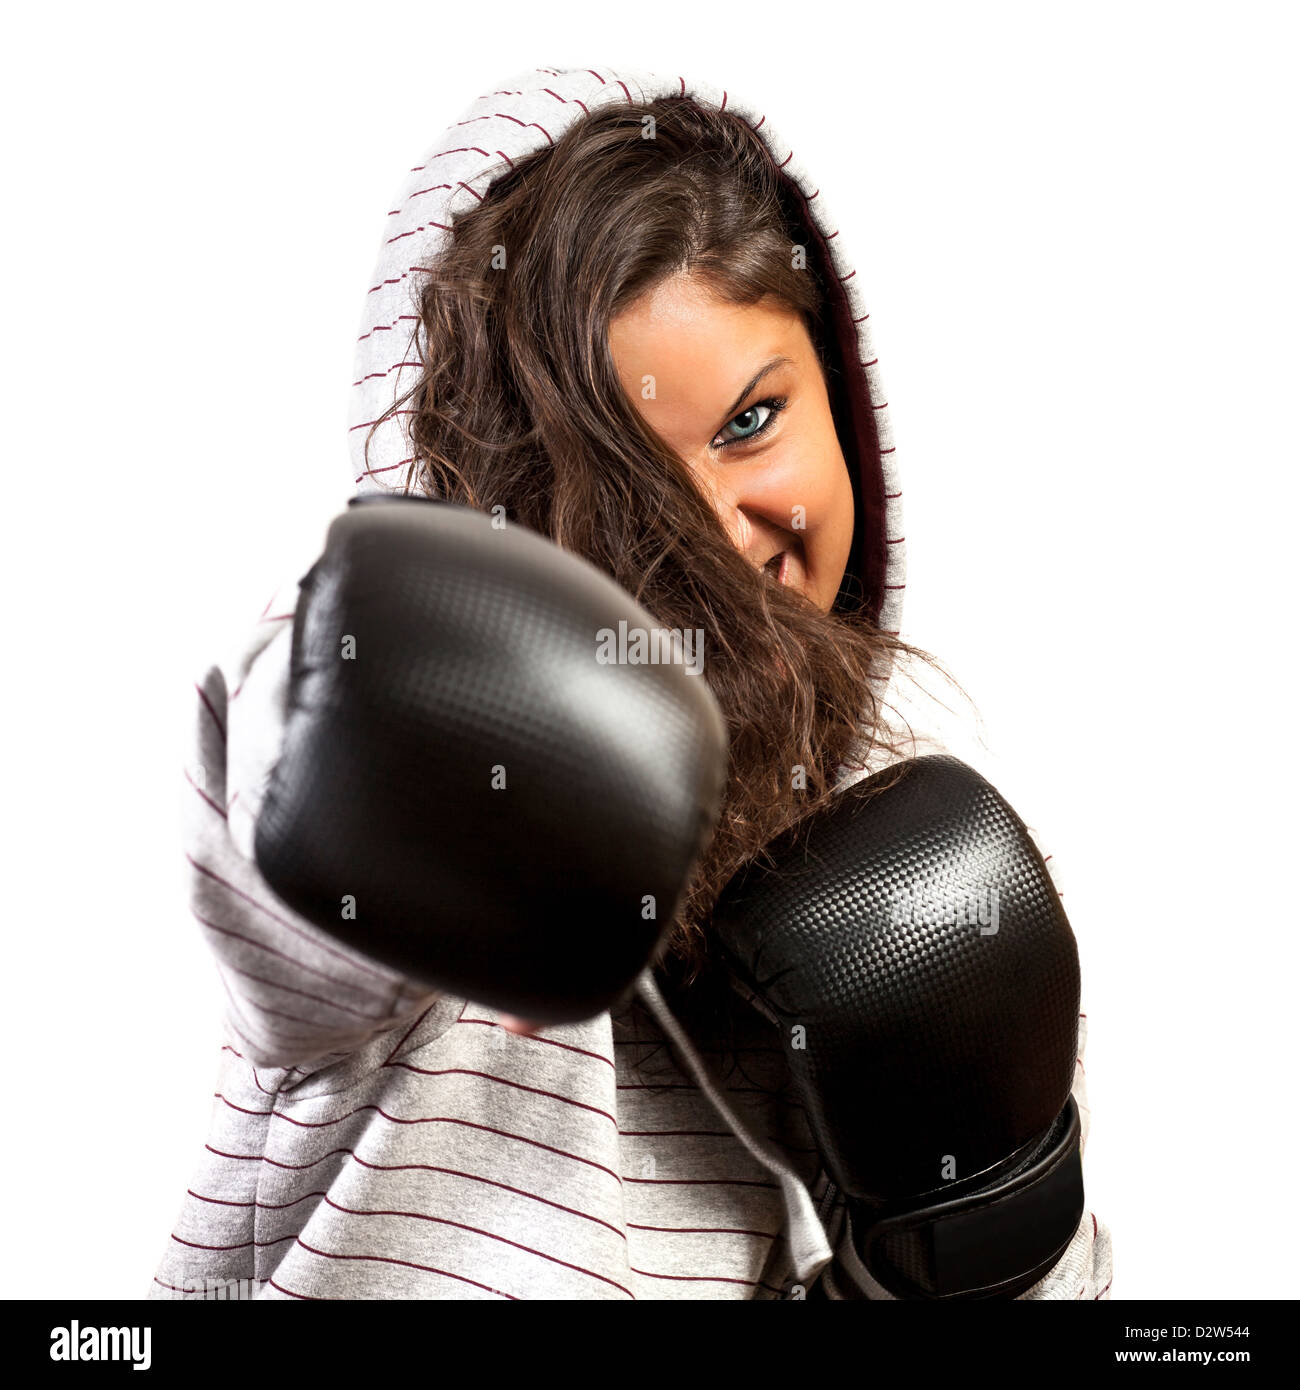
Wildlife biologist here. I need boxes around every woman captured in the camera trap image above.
[150,64,1112,1300]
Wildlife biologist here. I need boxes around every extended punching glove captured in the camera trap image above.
[711,755,1084,1300]
[253,494,727,1024]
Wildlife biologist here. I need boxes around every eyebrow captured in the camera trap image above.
[720,355,794,422]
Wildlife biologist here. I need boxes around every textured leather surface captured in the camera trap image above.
[711,755,1081,1205]
[254,495,728,1023]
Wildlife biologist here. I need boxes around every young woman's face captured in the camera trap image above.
[608,272,856,612]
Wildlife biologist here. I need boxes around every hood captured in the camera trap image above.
[347,62,905,638]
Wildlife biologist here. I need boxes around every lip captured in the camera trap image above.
[761,547,796,587]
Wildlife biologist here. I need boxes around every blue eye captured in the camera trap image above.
[714,396,788,450]
[726,404,770,440]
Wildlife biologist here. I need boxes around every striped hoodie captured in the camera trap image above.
[148,63,1113,1301]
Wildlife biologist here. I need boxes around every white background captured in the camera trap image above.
[3,0,1295,1300]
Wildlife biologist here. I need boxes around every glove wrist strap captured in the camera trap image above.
[847,1094,1085,1300]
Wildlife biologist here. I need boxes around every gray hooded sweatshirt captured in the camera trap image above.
[148,63,1113,1301]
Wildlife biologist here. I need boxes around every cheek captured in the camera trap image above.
[791,440,855,609]
[789,442,854,559]
[748,437,852,536]
[820,458,856,564]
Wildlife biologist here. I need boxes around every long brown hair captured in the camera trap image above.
[363,96,939,984]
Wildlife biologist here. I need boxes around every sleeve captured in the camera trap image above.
[181,571,443,1078]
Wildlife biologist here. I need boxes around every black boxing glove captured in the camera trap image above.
[253,495,727,1024]
[711,755,1084,1300]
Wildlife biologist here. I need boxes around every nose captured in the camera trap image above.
[695,466,753,554]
